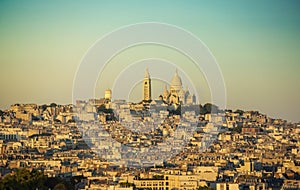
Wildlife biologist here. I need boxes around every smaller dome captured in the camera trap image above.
[179,88,185,97]
[185,86,190,96]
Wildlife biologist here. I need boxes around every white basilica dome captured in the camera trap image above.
[170,69,182,91]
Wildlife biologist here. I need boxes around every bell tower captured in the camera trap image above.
[143,68,151,101]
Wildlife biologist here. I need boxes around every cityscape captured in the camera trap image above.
[1,1,300,190]
[0,69,299,190]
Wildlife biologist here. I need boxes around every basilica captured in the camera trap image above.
[143,68,196,105]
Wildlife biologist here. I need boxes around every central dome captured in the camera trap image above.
[170,69,182,91]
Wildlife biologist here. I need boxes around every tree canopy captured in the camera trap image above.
[200,103,219,115]
[234,109,244,115]
[0,168,73,190]
[0,168,46,190]
[50,103,57,107]
[97,104,113,114]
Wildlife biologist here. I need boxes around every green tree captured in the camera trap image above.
[0,168,47,190]
[0,168,74,190]
[232,125,243,133]
[40,104,48,111]
[200,103,219,115]
[234,109,244,115]
[53,183,68,190]
[97,104,113,114]
[50,103,57,107]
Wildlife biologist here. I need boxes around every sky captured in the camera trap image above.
[0,0,299,122]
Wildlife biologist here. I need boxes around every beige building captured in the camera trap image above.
[133,174,213,190]
[216,183,239,190]
[161,69,196,105]
[143,68,151,101]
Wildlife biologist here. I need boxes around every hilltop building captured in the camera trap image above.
[161,69,196,105]
[142,68,196,104]
[143,68,152,101]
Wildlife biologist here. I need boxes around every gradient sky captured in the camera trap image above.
[0,0,299,122]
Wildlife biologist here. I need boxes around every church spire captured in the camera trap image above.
[143,68,151,101]
[144,68,150,78]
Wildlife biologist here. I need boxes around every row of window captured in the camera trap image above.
[139,181,169,186]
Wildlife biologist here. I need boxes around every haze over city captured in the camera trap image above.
[1,0,299,122]
[1,1,300,190]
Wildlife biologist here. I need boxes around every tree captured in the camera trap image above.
[97,104,113,114]
[40,104,48,111]
[0,168,47,190]
[50,103,57,107]
[67,119,76,123]
[234,109,244,115]
[0,168,73,190]
[232,121,243,133]
[232,125,243,133]
[53,183,68,190]
[200,103,219,115]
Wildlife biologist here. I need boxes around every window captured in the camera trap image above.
[220,184,224,190]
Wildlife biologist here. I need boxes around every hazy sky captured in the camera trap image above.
[0,0,299,122]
